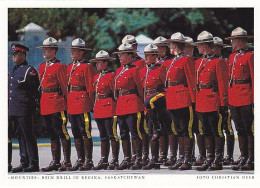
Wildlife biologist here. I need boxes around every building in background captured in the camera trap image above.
[8,23,73,71]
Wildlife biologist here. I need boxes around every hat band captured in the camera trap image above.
[231,34,249,37]
[155,43,167,45]
[96,56,110,59]
[144,51,158,54]
[71,45,85,48]
[118,50,134,53]
[197,38,213,42]
[126,41,137,45]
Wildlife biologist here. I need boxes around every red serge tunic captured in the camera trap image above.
[163,55,196,110]
[132,56,146,69]
[93,71,116,119]
[228,51,254,107]
[39,60,68,115]
[115,64,144,116]
[139,63,166,100]
[195,57,228,112]
[67,60,95,115]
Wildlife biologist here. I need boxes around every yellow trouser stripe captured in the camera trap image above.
[198,120,203,135]
[144,118,148,134]
[137,112,142,139]
[227,110,234,135]
[149,93,164,109]
[218,113,224,137]
[188,106,194,138]
[171,121,177,135]
[83,113,92,139]
[112,116,119,141]
[61,111,70,140]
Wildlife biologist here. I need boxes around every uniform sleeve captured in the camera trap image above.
[27,67,41,104]
[57,63,68,97]
[133,68,144,101]
[84,64,94,107]
[159,65,167,85]
[109,73,115,99]
[216,59,228,107]
[184,57,196,103]
[248,53,254,103]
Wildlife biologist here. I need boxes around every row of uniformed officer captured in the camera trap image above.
[9,26,253,172]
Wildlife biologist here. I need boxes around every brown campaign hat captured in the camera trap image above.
[184,36,195,46]
[165,32,188,44]
[225,27,253,40]
[113,43,135,54]
[213,37,229,47]
[122,35,137,45]
[67,38,92,50]
[89,50,116,63]
[37,37,58,48]
[153,36,168,47]
[144,44,159,55]
[195,31,214,44]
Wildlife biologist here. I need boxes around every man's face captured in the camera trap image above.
[132,44,137,53]
[158,46,167,57]
[71,48,84,61]
[42,48,56,61]
[12,51,25,64]
[213,46,222,56]
[145,54,157,65]
[197,43,210,54]
[184,46,194,56]
[96,61,108,71]
[231,38,245,52]
[118,53,132,64]
[169,43,177,55]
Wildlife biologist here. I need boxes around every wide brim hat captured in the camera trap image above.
[37,37,59,48]
[165,32,188,44]
[67,38,92,50]
[184,36,195,46]
[122,35,137,45]
[113,43,136,54]
[89,50,116,62]
[195,31,214,44]
[154,36,168,47]
[213,37,229,47]
[144,44,159,55]
[225,27,254,40]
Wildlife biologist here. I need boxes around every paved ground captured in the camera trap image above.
[9,121,254,175]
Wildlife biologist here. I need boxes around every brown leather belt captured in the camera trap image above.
[197,82,218,90]
[168,80,187,87]
[97,93,113,99]
[145,89,158,95]
[230,79,251,84]
[119,89,137,96]
[41,87,59,93]
[69,85,86,92]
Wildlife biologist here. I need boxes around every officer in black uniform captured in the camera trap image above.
[8,44,40,173]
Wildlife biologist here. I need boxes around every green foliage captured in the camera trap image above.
[9,8,253,57]
[93,8,159,52]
